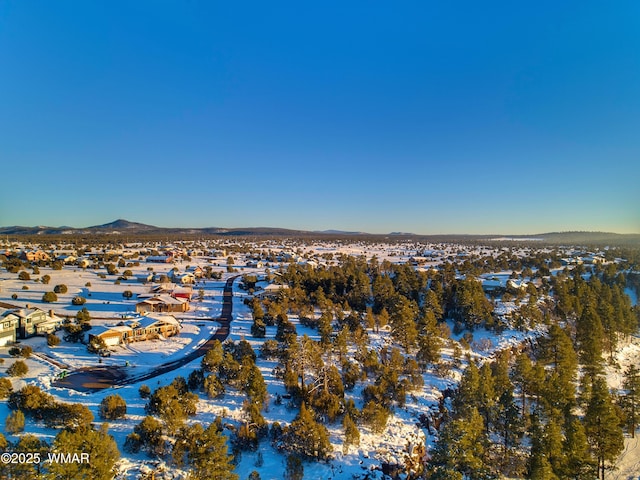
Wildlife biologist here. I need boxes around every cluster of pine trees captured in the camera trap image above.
[0,384,119,479]
[243,250,638,477]
[427,269,639,479]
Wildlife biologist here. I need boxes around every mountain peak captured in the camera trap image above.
[91,219,157,230]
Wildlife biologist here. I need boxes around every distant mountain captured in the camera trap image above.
[315,229,369,235]
[0,221,637,245]
[83,219,160,233]
[92,219,158,230]
[0,220,312,237]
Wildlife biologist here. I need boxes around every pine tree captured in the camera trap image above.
[495,389,522,455]
[576,304,605,376]
[185,423,238,480]
[5,409,25,434]
[0,377,12,399]
[584,377,624,480]
[512,352,533,418]
[6,434,48,479]
[416,309,443,366]
[99,394,127,420]
[429,407,487,478]
[127,416,165,456]
[622,364,640,438]
[284,454,304,480]
[282,403,332,460]
[453,360,480,417]
[201,340,224,373]
[48,424,119,480]
[390,296,419,352]
[342,414,360,454]
[477,362,496,429]
[543,420,566,475]
[563,417,597,479]
[538,325,578,380]
[526,414,559,480]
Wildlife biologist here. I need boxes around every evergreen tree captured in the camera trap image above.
[5,409,25,434]
[146,385,198,434]
[6,434,48,479]
[389,296,419,352]
[416,310,443,366]
[429,407,488,478]
[126,416,165,456]
[179,423,238,480]
[622,364,640,438]
[495,389,522,455]
[526,414,559,480]
[204,374,226,399]
[512,352,533,418]
[563,417,597,479]
[99,394,127,420]
[576,304,605,376]
[282,403,332,460]
[0,377,12,399]
[361,400,390,434]
[543,420,566,476]
[284,454,304,480]
[477,362,496,429]
[44,402,94,430]
[453,360,480,417]
[342,414,360,454]
[584,377,624,480]
[537,325,578,380]
[201,340,224,373]
[48,424,119,480]
[243,361,268,407]
[448,277,493,330]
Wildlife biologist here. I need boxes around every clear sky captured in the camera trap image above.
[1,1,638,234]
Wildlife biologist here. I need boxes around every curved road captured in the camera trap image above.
[54,275,239,392]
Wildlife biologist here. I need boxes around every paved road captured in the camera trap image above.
[53,275,239,392]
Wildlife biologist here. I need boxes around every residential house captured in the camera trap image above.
[254,283,290,299]
[583,255,606,265]
[56,254,77,264]
[186,266,204,278]
[126,314,181,342]
[2,307,61,339]
[147,254,174,263]
[19,250,51,262]
[136,295,189,314]
[0,309,19,346]
[171,286,193,301]
[170,271,196,285]
[150,283,174,295]
[89,314,180,346]
[89,325,133,347]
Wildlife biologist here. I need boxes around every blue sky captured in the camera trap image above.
[1,1,638,234]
